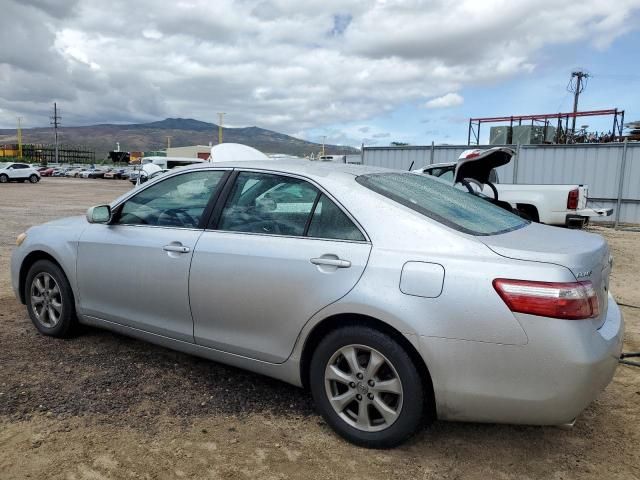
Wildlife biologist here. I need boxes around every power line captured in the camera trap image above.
[567,71,589,133]
[17,117,23,159]
[50,102,61,164]
[217,112,225,144]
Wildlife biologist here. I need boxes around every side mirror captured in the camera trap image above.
[86,205,112,224]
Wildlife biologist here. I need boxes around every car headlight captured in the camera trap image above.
[16,232,27,246]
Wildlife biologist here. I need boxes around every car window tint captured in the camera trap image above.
[307,194,365,241]
[218,172,319,236]
[437,169,454,182]
[117,170,225,228]
[356,172,528,236]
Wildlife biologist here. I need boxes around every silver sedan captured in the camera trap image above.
[11,160,624,448]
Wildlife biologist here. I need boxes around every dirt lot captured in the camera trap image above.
[1,178,639,480]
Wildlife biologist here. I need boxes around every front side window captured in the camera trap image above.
[116,170,226,228]
[356,172,527,236]
[217,172,365,241]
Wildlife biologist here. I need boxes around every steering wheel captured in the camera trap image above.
[158,209,197,227]
[460,178,499,201]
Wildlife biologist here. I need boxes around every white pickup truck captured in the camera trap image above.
[414,147,613,228]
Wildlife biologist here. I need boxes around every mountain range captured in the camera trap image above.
[0,118,358,159]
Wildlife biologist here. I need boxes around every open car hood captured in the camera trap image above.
[453,147,514,184]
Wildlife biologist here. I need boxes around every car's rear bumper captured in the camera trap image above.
[565,208,613,227]
[420,293,624,425]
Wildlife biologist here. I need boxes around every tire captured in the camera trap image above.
[0,174,7,183]
[29,174,39,183]
[310,325,428,448]
[25,260,78,338]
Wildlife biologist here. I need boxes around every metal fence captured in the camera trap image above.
[361,142,640,225]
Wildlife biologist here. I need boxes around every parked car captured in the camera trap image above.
[39,167,55,177]
[65,168,83,177]
[0,162,41,183]
[80,168,107,179]
[11,160,623,448]
[127,171,141,184]
[104,168,128,179]
[414,147,613,228]
[134,168,170,186]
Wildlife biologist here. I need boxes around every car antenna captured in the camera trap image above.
[408,161,415,171]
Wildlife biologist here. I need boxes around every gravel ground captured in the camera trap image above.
[0,178,639,479]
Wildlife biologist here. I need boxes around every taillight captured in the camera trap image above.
[567,188,579,210]
[493,279,599,320]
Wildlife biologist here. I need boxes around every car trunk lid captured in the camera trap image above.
[480,222,611,327]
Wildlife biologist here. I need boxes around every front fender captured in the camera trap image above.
[11,221,86,304]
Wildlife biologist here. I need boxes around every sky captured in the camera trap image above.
[1,0,640,147]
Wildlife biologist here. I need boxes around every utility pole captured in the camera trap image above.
[569,71,589,133]
[166,135,172,150]
[17,117,23,159]
[321,135,326,157]
[217,112,225,144]
[50,102,61,165]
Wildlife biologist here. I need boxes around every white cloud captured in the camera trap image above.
[0,0,639,138]
[424,93,464,109]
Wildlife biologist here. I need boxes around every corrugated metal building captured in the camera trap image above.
[362,143,640,224]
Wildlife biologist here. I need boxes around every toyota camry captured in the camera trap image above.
[11,160,624,448]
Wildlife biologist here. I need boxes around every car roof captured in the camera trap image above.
[178,159,396,183]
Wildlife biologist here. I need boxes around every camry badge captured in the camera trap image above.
[576,270,592,278]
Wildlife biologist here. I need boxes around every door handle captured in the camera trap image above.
[163,244,190,253]
[310,257,351,268]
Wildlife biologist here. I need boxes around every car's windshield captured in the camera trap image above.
[0,162,10,169]
[356,172,528,236]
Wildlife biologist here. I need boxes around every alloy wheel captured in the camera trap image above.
[30,273,63,328]
[324,344,403,432]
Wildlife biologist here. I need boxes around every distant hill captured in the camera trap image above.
[0,118,358,159]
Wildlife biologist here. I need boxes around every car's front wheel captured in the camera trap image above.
[310,325,429,448]
[25,260,78,338]
[29,174,39,183]
[0,174,9,183]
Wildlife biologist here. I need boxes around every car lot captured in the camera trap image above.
[1,177,639,479]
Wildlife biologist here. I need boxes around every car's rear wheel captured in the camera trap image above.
[29,174,39,183]
[25,260,77,338]
[310,325,427,448]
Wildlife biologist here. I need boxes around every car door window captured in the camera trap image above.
[218,172,319,236]
[307,194,365,241]
[427,167,454,182]
[116,170,226,228]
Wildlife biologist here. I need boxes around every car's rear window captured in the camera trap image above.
[356,172,528,236]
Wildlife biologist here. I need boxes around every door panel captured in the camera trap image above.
[76,169,228,341]
[190,232,371,362]
[77,225,201,342]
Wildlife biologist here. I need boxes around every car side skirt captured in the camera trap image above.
[79,315,304,387]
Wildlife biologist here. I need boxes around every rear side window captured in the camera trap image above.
[218,172,318,236]
[356,172,527,236]
[217,172,365,241]
[307,194,365,241]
